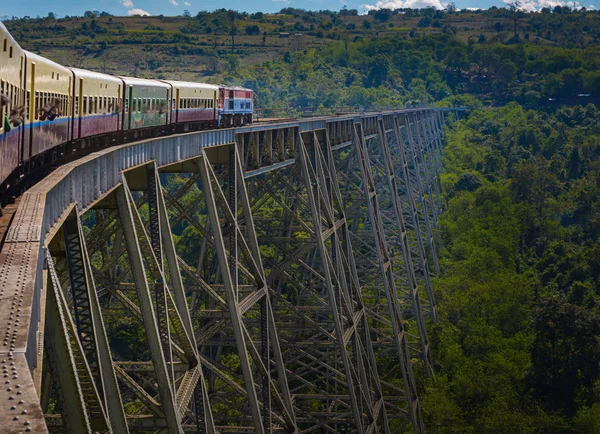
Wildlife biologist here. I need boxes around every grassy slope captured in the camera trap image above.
[6,9,600,82]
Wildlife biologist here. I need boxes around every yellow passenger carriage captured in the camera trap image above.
[164,80,218,131]
[0,22,25,187]
[71,68,122,144]
[23,51,72,161]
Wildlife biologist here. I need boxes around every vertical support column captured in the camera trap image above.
[297,133,365,433]
[410,112,439,232]
[417,111,442,216]
[353,121,425,433]
[62,210,130,434]
[376,117,433,375]
[234,146,296,429]
[44,253,105,433]
[403,113,440,278]
[394,116,438,321]
[145,164,175,392]
[197,152,266,434]
[116,180,184,434]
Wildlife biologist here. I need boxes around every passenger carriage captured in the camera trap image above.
[0,22,25,187]
[163,80,218,131]
[23,51,72,162]
[71,68,122,144]
[120,76,171,139]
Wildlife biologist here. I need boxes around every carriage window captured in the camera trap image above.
[74,96,79,116]
[26,91,30,121]
[104,97,108,112]
[34,92,39,120]
[9,47,12,58]
[2,39,6,52]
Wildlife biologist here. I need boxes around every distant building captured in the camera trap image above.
[279,33,290,38]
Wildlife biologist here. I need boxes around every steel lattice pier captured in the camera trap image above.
[0,108,456,433]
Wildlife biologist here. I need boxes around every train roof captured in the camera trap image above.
[71,68,123,84]
[0,21,20,48]
[162,80,219,91]
[118,76,171,89]
[220,85,253,92]
[24,50,71,74]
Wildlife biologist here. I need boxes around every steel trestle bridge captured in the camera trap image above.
[0,107,454,433]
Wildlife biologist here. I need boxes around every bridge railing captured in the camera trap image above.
[253,103,433,120]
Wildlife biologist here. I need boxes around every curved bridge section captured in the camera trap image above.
[0,108,447,433]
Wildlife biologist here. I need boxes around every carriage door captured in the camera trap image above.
[76,78,83,139]
[67,75,72,141]
[117,84,121,129]
[229,89,234,111]
[18,55,25,163]
[175,88,180,123]
[127,85,133,130]
[27,62,35,161]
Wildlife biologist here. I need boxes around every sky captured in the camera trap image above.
[1,0,600,21]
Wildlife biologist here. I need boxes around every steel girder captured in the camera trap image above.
[0,108,452,433]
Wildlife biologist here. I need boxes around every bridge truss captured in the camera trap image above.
[0,108,446,433]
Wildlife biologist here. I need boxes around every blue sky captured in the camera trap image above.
[1,0,599,21]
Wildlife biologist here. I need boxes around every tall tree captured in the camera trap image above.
[227,10,238,54]
[507,1,521,37]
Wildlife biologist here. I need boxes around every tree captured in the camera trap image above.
[99,50,111,74]
[529,296,600,416]
[227,10,238,54]
[506,1,522,37]
[372,9,392,22]
[245,25,260,36]
[224,54,240,75]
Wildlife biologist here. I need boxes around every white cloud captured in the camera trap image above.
[362,0,444,10]
[503,0,594,11]
[169,0,179,5]
[128,8,151,15]
[184,1,191,5]
[119,0,134,7]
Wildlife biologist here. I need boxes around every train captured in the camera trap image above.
[0,21,253,195]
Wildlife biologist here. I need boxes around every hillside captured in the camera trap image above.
[4,7,600,84]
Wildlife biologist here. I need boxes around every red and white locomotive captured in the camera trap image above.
[0,22,253,194]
